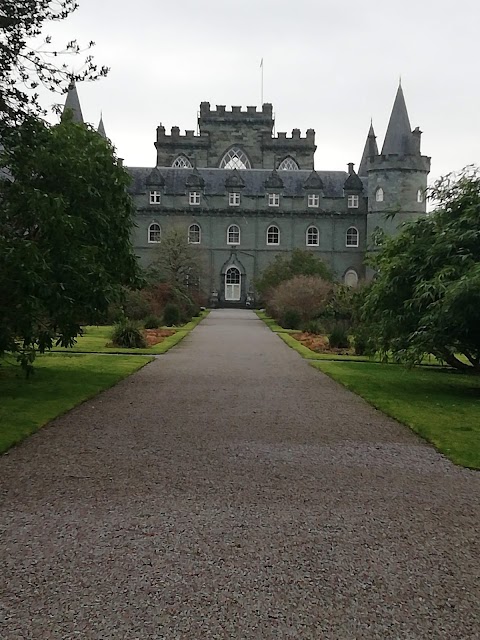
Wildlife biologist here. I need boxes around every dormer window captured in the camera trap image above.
[417,188,424,203]
[189,191,200,206]
[149,190,161,204]
[347,195,359,209]
[268,193,280,207]
[229,192,240,206]
[307,194,319,208]
[375,187,384,202]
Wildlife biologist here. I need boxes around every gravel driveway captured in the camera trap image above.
[1,309,479,639]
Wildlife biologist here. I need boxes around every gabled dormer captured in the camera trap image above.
[146,168,165,205]
[344,163,364,210]
[304,170,324,208]
[264,170,284,208]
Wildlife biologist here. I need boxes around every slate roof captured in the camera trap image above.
[127,167,351,198]
[62,81,84,124]
[381,84,414,155]
[358,122,378,176]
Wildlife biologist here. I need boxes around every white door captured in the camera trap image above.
[225,267,241,301]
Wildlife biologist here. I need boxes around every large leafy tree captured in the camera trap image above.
[0,116,139,372]
[255,248,332,298]
[362,167,480,372]
[1,0,107,125]
[147,227,206,290]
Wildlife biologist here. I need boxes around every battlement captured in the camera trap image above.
[199,102,274,122]
[156,125,209,146]
[263,128,316,150]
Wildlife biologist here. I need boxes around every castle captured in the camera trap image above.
[64,83,430,306]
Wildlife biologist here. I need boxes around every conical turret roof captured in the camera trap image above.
[381,84,413,155]
[62,81,84,123]
[358,122,378,176]
[97,114,106,138]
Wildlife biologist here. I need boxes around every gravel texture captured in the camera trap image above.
[1,309,479,639]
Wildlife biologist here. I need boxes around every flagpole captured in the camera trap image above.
[260,58,264,105]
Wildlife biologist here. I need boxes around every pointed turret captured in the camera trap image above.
[381,83,415,155]
[358,121,378,176]
[97,114,106,138]
[62,80,84,124]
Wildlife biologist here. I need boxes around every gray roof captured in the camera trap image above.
[97,115,106,138]
[62,81,84,124]
[358,122,378,176]
[127,167,350,197]
[381,84,413,155]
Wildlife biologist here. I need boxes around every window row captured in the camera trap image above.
[148,223,360,248]
[150,191,334,208]
[375,187,424,203]
[170,150,300,171]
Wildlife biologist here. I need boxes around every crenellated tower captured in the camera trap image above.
[361,84,430,243]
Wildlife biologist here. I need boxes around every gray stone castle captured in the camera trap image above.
[64,83,430,306]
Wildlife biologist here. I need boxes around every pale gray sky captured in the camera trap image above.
[42,0,479,183]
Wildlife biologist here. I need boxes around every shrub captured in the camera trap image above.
[111,320,147,348]
[163,302,181,326]
[328,325,350,349]
[143,315,161,329]
[282,309,302,330]
[268,275,333,325]
[302,319,324,335]
[122,288,153,321]
[352,325,375,356]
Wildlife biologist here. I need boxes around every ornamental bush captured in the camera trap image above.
[111,321,147,349]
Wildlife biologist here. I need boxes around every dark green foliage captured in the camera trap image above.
[362,167,480,372]
[143,315,161,330]
[302,319,324,335]
[122,288,152,321]
[328,325,350,349]
[163,303,181,326]
[255,249,332,298]
[282,310,302,330]
[111,321,147,349]
[0,117,140,373]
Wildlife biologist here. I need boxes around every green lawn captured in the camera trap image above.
[0,353,153,453]
[51,310,209,354]
[312,361,480,469]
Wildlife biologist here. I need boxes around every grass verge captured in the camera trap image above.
[51,310,209,354]
[255,310,300,333]
[311,360,480,469]
[0,353,153,454]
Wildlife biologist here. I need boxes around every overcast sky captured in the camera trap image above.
[41,0,479,183]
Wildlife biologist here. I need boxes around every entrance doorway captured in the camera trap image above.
[225,267,241,301]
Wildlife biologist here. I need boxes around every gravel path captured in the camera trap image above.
[1,309,479,639]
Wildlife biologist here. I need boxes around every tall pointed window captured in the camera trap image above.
[375,187,384,202]
[306,226,319,246]
[148,222,161,243]
[417,188,424,203]
[188,223,201,244]
[278,157,299,171]
[172,155,193,168]
[220,147,251,170]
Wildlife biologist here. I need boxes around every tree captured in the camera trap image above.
[361,166,480,372]
[0,0,107,125]
[147,226,205,291]
[0,115,139,373]
[255,248,332,298]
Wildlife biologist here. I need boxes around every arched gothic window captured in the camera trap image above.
[172,155,193,168]
[148,222,161,243]
[375,187,384,202]
[344,269,358,288]
[225,267,241,301]
[188,223,201,244]
[227,224,240,245]
[220,147,251,170]
[417,188,424,203]
[346,226,359,247]
[278,157,299,171]
[266,225,280,245]
[306,226,319,246]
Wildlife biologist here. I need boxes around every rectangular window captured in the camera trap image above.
[229,192,240,206]
[307,194,319,208]
[347,195,359,208]
[268,193,280,207]
[189,191,200,206]
[149,190,161,204]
